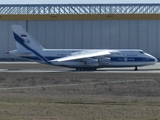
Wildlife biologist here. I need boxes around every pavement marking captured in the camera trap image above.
[0,79,154,90]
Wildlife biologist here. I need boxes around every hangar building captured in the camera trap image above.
[0,4,160,60]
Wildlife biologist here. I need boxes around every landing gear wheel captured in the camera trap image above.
[75,67,97,71]
[134,67,138,71]
[93,68,97,71]
[76,68,81,71]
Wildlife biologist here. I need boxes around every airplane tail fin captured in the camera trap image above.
[12,25,44,51]
[11,25,50,64]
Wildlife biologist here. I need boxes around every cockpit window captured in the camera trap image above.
[139,51,144,54]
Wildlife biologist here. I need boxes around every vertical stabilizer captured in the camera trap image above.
[11,25,50,64]
[12,25,44,51]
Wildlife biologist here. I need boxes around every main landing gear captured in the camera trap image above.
[134,67,138,71]
[75,67,97,71]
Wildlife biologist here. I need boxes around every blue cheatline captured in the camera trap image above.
[20,56,155,62]
[13,32,51,64]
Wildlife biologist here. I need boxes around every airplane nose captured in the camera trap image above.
[146,53,158,64]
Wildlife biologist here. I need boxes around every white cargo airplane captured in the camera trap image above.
[9,25,157,71]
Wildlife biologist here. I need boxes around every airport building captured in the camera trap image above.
[0,4,160,60]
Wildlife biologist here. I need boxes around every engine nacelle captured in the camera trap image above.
[85,59,98,66]
[98,57,111,64]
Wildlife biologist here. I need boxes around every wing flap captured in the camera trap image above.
[51,50,111,62]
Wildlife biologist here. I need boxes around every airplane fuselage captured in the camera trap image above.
[10,49,157,68]
[10,25,158,71]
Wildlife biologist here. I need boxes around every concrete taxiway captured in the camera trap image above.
[0,62,159,73]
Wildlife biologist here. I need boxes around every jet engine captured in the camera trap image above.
[85,59,98,66]
[98,57,111,64]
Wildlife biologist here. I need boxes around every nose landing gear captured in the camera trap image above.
[134,67,138,71]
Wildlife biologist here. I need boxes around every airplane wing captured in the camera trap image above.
[51,50,111,62]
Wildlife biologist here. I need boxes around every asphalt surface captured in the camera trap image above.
[0,62,159,73]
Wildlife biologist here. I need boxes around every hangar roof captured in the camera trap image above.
[0,4,159,14]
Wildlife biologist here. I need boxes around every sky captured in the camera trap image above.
[0,0,159,4]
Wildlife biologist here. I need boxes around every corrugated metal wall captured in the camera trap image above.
[0,20,160,60]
